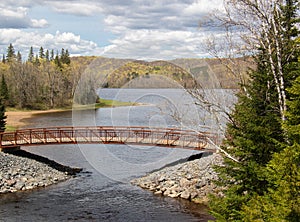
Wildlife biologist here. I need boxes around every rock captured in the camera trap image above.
[6,179,16,186]
[154,190,162,195]
[15,181,25,190]
[180,191,191,200]
[191,192,198,199]
[168,193,179,198]
[179,178,189,187]
[158,176,166,182]
[131,153,223,203]
[0,151,77,194]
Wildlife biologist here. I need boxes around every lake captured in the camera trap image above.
[0,88,234,221]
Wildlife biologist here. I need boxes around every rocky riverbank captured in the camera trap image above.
[0,150,81,194]
[131,153,224,204]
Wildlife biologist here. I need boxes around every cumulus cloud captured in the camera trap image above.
[0,5,48,29]
[0,29,98,56]
[0,0,225,60]
[101,29,209,60]
[99,0,223,33]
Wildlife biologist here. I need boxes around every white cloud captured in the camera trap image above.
[0,29,98,56]
[0,5,49,29]
[0,0,226,60]
[31,19,49,28]
[48,1,103,16]
[100,29,208,60]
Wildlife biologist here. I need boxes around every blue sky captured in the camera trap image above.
[0,0,223,60]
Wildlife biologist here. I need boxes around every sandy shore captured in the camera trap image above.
[6,109,64,129]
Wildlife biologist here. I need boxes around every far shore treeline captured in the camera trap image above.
[0,44,97,110]
[0,44,245,110]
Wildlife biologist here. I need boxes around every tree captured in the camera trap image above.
[45,49,50,61]
[39,46,45,59]
[34,54,40,66]
[16,51,22,63]
[6,43,15,62]
[242,73,300,221]
[209,0,300,220]
[0,74,9,104]
[28,46,34,63]
[50,49,54,61]
[0,96,6,132]
[62,49,71,65]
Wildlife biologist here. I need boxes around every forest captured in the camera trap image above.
[0,44,244,110]
[0,44,84,109]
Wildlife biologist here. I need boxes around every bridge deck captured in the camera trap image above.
[0,126,218,151]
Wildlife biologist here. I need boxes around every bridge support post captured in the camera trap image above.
[0,146,21,153]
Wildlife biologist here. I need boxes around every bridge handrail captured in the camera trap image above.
[0,126,218,150]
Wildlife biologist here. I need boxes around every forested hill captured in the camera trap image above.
[0,44,248,110]
[71,56,250,89]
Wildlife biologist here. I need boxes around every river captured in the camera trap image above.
[0,89,231,221]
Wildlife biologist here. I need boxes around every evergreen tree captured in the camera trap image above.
[45,49,50,61]
[34,54,40,66]
[242,71,300,221]
[0,96,6,132]
[6,43,15,62]
[39,46,45,59]
[0,74,9,103]
[16,51,22,63]
[209,1,300,220]
[54,51,61,68]
[50,49,54,61]
[28,46,34,63]
[2,54,5,63]
[64,49,71,64]
[61,48,71,64]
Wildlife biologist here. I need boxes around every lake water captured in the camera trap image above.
[0,89,231,221]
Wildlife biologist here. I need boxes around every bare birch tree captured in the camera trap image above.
[213,0,299,121]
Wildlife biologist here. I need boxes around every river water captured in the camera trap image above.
[0,89,231,221]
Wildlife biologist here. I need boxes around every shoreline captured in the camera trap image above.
[6,100,145,130]
[131,153,223,205]
[2,109,82,195]
[6,109,66,129]
[0,150,81,194]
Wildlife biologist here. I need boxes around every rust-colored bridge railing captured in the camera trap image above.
[0,126,218,150]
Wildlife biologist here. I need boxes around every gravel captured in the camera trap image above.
[131,153,224,204]
[0,151,81,194]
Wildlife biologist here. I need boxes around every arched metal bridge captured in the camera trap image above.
[0,126,218,151]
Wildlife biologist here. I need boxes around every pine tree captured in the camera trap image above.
[61,49,71,65]
[0,74,9,103]
[28,46,34,63]
[242,70,300,221]
[209,1,300,220]
[50,49,54,61]
[0,96,6,132]
[45,49,50,61]
[54,51,61,68]
[16,51,22,63]
[2,54,5,63]
[6,43,15,62]
[209,55,285,220]
[39,46,45,59]
[34,54,40,66]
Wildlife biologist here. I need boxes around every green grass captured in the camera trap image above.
[5,125,17,132]
[68,98,139,110]
[95,98,138,108]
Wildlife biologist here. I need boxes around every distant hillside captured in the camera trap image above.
[70,56,252,89]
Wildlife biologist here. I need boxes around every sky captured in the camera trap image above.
[0,0,224,61]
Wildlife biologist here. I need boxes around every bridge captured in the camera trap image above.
[0,126,218,151]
